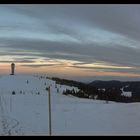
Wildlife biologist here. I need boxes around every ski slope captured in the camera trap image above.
[0,75,140,136]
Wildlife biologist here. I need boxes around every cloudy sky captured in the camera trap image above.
[1,4,140,82]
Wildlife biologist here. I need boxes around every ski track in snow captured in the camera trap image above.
[0,94,24,135]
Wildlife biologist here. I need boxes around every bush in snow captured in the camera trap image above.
[46,87,49,91]
[12,91,16,95]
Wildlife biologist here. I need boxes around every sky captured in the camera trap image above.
[1,4,140,82]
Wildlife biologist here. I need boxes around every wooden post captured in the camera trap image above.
[10,96,12,112]
[48,86,52,136]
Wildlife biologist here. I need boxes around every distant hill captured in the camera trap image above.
[89,80,140,95]
[50,77,140,102]
[51,77,86,88]
[89,80,123,88]
[51,78,140,95]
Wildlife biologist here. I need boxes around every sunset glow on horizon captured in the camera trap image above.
[1,5,140,82]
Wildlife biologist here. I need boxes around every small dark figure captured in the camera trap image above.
[46,87,49,91]
[12,91,16,95]
[57,88,59,93]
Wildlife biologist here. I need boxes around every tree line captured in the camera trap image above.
[51,77,140,103]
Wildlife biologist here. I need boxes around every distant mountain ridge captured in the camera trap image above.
[89,80,123,88]
[89,80,140,95]
[50,77,140,102]
[51,77,140,94]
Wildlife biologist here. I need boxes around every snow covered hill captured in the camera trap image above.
[0,75,140,136]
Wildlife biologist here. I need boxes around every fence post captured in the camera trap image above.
[48,86,52,136]
[10,95,12,112]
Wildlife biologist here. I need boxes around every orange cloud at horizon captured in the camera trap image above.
[0,64,11,74]
[1,63,140,79]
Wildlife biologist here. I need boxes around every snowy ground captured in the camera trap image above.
[0,75,140,136]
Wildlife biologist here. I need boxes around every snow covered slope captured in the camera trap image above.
[0,75,140,136]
